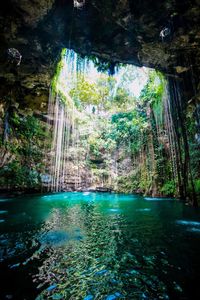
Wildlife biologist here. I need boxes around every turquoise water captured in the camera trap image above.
[0,192,200,299]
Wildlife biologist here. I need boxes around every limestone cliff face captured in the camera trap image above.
[0,0,200,109]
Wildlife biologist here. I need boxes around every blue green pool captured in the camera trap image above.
[0,192,200,299]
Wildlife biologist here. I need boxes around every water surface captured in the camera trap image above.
[0,192,200,299]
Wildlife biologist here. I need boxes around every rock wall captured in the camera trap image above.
[0,0,200,110]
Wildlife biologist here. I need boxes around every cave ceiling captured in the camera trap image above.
[0,0,200,107]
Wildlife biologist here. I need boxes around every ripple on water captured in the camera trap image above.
[0,199,11,202]
[1,192,199,300]
[144,197,174,201]
[0,210,8,213]
[176,220,200,227]
[108,208,122,213]
[187,227,200,233]
[136,208,151,212]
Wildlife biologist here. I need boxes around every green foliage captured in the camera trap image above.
[88,133,116,159]
[186,104,200,186]
[139,165,152,194]
[51,48,66,95]
[70,74,117,109]
[117,174,139,194]
[112,88,131,107]
[105,111,148,153]
[2,49,199,199]
[92,168,109,178]
[140,70,165,104]
[51,49,89,107]
[11,113,45,140]
[194,179,200,195]
[0,110,47,189]
[161,180,176,196]
[0,160,40,188]
[88,136,103,157]
[70,75,100,106]
[86,55,120,75]
[80,69,173,196]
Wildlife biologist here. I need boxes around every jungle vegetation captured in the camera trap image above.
[0,49,199,205]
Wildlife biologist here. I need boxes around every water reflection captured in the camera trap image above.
[34,204,125,299]
[0,193,200,300]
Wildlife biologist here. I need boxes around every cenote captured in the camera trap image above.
[1,1,200,299]
[1,193,200,300]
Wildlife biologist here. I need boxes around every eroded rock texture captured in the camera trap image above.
[0,0,200,108]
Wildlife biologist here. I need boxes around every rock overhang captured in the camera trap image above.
[0,0,200,107]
